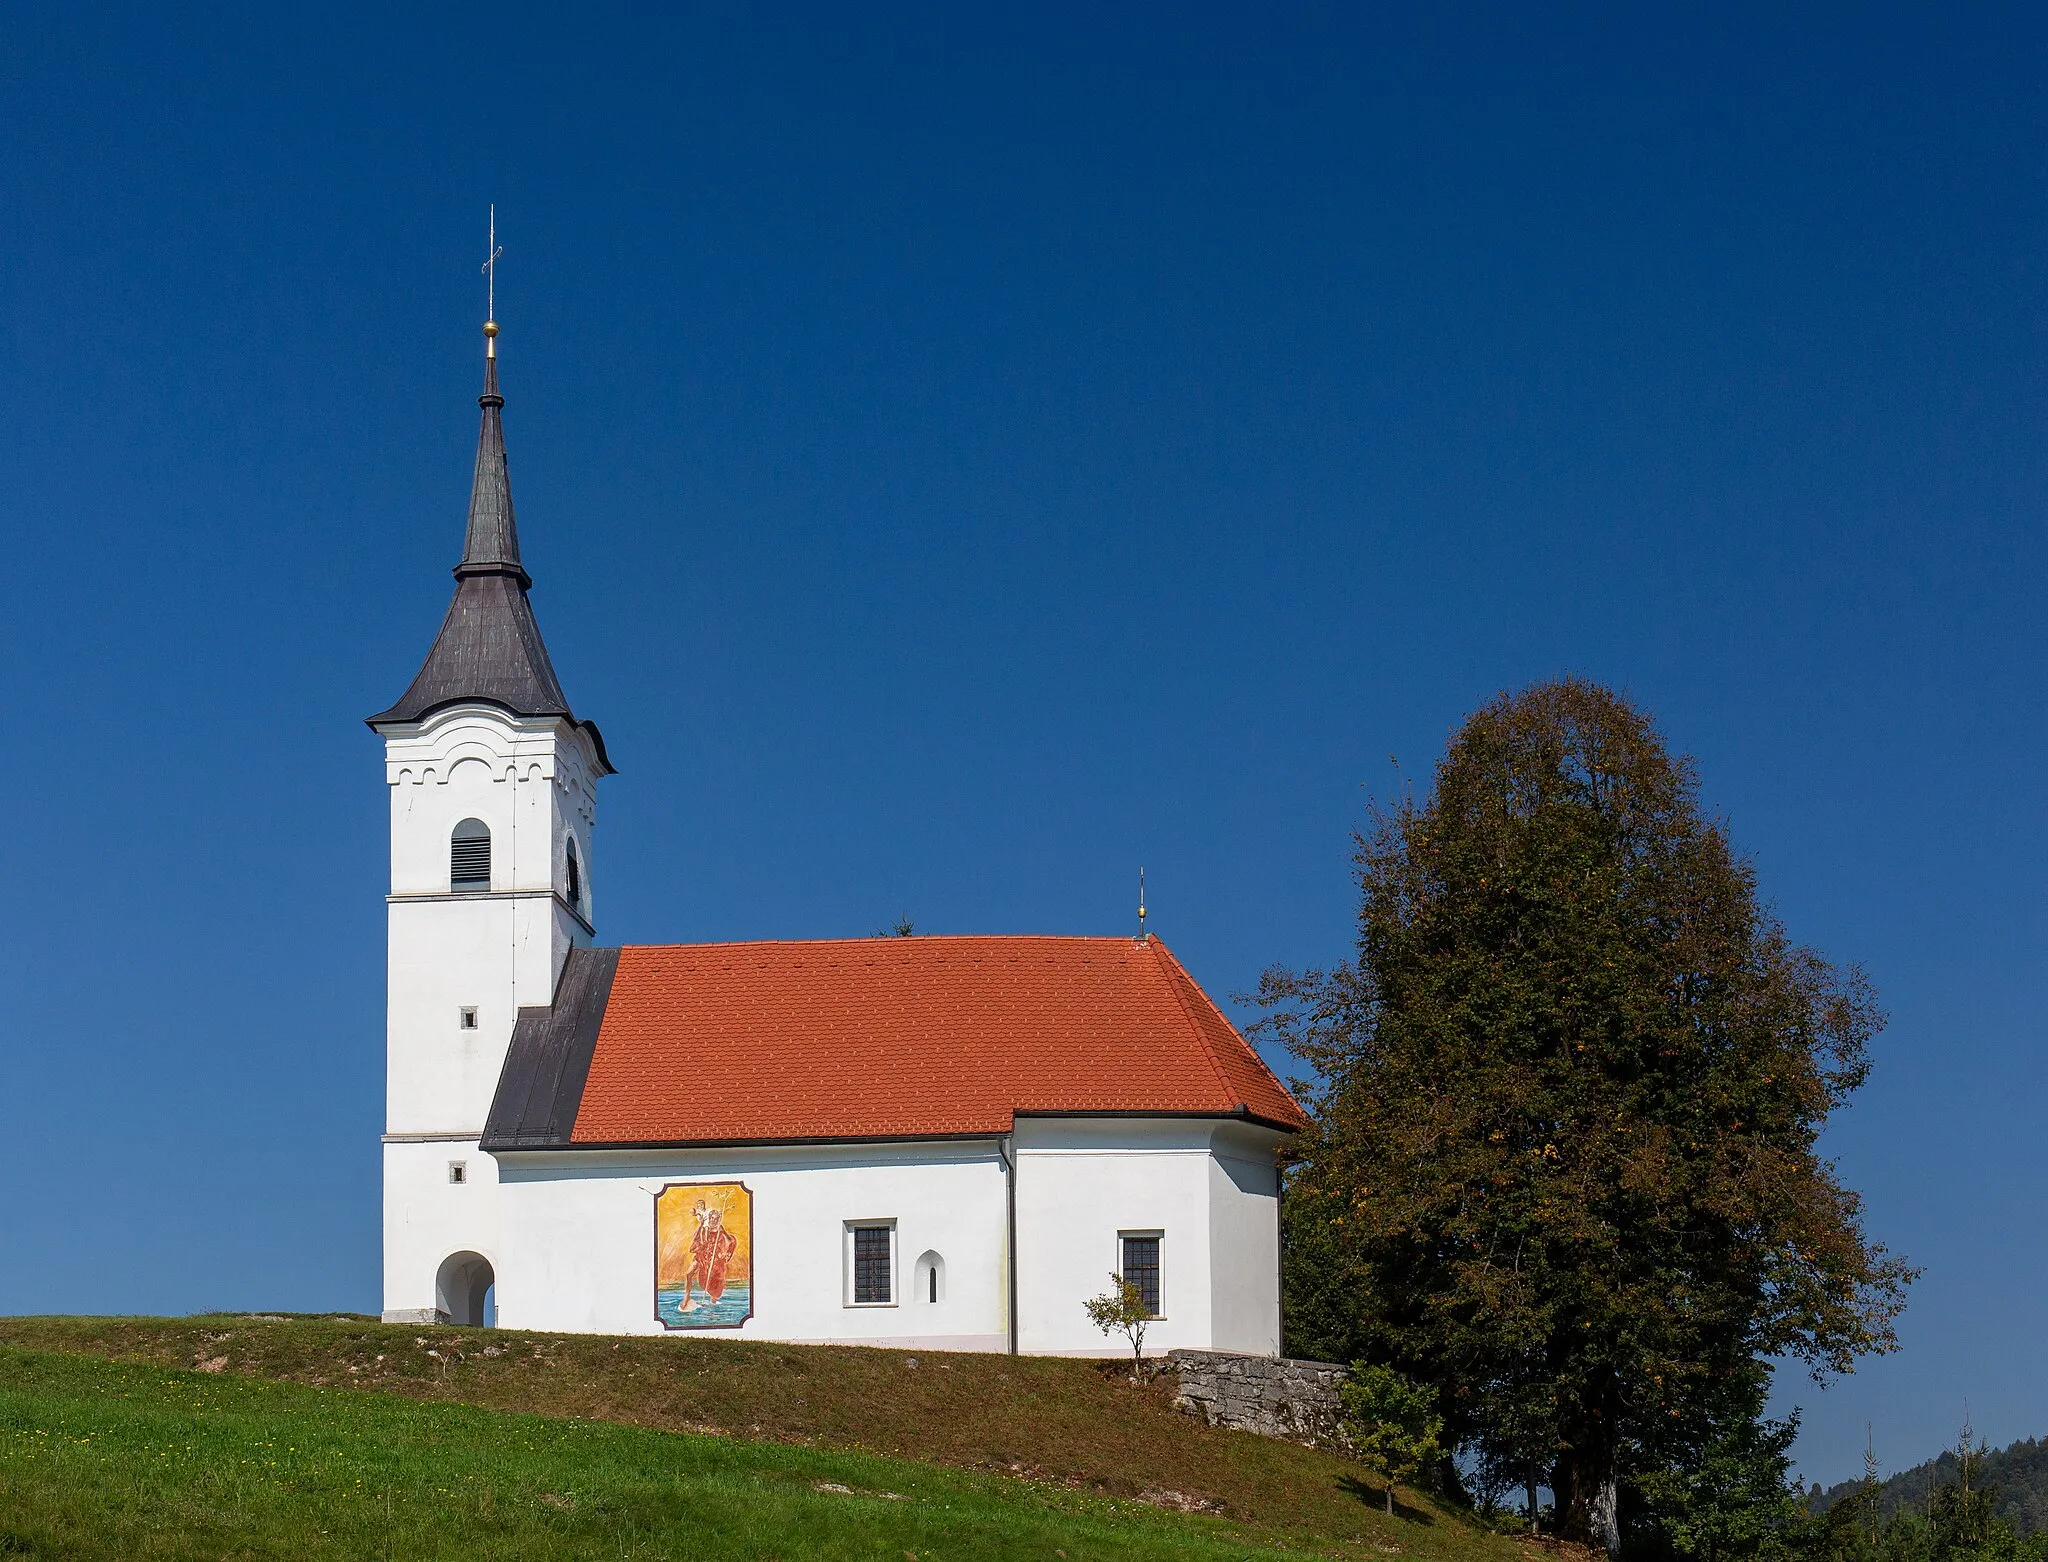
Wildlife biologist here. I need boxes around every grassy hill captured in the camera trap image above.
[1815,1434,2048,1536]
[0,1314,1544,1560]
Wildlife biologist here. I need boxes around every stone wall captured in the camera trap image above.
[1167,1349,1349,1448]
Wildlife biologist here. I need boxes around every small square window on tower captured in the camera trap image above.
[448,1161,467,1185]
[459,1007,478,1031]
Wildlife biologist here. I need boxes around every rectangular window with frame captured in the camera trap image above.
[1120,1232,1162,1317]
[448,1161,467,1185]
[849,1223,894,1305]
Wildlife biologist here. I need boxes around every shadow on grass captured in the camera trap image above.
[1338,1474,1438,1525]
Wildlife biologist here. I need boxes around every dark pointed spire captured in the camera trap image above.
[457,322,528,585]
[368,317,612,774]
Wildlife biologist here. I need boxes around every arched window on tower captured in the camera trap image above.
[565,838,582,912]
[450,818,491,893]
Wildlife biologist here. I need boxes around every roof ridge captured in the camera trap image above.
[616,934,1145,953]
[1144,939,1243,1111]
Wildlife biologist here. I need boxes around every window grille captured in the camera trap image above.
[852,1225,892,1305]
[1120,1234,1161,1317]
[450,819,491,891]
[566,840,582,909]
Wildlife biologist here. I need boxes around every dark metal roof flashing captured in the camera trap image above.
[481,945,620,1150]
[368,331,612,774]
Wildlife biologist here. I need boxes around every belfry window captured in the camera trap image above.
[566,839,582,911]
[450,819,491,892]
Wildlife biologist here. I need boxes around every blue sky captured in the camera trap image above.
[2,2,2042,1487]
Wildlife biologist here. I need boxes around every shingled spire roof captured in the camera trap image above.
[369,326,611,771]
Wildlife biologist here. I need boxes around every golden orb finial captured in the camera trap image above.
[483,320,499,337]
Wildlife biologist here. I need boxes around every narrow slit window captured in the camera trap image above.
[851,1225,893,1305]
[448,1162,467,1185]
[565,839,582,910]
[459,1007,478,1031]
[450,819,491,892]
[929,1266,938,1304]
[1119,1233,1161,1318]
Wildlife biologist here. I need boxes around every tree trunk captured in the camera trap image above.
[1554,1431,1623,1559]
[1590,1469,1620,1559]
[1386,1484,1395,1517]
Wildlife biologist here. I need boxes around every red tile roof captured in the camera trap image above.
[568,936,1308,1145]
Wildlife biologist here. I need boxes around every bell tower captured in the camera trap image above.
[367,302,612,1325]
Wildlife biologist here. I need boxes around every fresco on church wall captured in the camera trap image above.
[656,1182,753,1329]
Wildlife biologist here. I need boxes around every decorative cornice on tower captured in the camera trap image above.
[368,320,612,775]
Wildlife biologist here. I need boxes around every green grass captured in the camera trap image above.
[0,1347,1354,1559]
[0,1317,1536,1560]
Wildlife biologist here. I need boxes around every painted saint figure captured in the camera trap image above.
[677,1202,738,1312]
[695,1208,737,1305]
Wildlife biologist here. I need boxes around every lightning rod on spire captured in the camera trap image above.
[1137,866,1148,943]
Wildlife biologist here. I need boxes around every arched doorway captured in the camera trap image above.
[435,1250,495,1326]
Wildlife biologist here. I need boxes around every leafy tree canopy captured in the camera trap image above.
[1255,679,1913,1555]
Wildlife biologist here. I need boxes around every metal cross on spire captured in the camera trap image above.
[482,206,504,353]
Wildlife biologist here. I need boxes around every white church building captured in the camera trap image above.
[370,317,1307,1355]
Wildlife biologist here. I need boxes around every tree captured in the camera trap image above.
[1342,1363,1444,1516]
[1814,1434,1886,1562]
[1927,1423,2000,1559]
[1084,1274,1153,1378]
[1254,679,1914,1556]
[1627,1365,1810,1562]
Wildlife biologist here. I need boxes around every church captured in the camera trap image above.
[370,314,1308,1355]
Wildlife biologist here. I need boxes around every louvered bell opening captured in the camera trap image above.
[451,819,492,892]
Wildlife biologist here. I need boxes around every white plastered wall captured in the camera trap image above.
[488,1118,1287,1354]
[382,1138,501,1324]
[379,703,601,1322]
[1013,1117,1287,1356]
[1207,1122,1285,1355]
[494,1141,1010,1348]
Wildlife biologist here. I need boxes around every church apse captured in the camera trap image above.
[655,1182,753,1329]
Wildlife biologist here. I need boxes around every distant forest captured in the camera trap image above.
[1815,1436,2048,1535]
